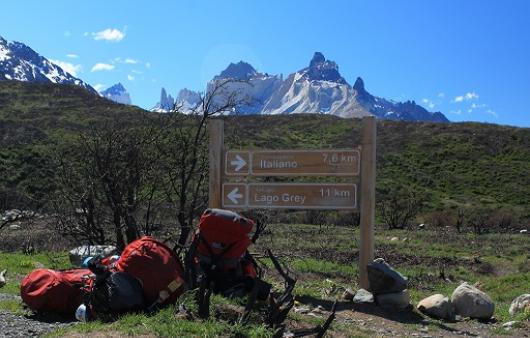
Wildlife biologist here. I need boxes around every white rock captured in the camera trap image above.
[376,289,410,309]
[509,294,530,316]
[390,237,399,241]
[502,320,519,329]
[417,294,454,320]
[451,282,494,319]
[0,269,6,288]
[353,288,374,303]
[69,245,117,266]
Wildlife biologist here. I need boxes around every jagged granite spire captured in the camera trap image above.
[304,52,348,84]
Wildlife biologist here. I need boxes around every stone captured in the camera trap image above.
[353,288,374,303]
[451,282,494,319]
[502,320,519,329]
[417,294,454,320]
[0,269,6,288]
[69,245,117,266]
[376,289,410,309]
[509,294,530,316]
[390,237,399,241]
[367,258,408,294]
[8,224,21,230]
[342,288,355,301]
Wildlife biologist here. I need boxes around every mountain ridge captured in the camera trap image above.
[0,35,97,94]
[154,52,448,122]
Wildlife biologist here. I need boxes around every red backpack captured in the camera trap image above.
[20,268,92,316]
[194,208,255,270]
[114,236,186,308]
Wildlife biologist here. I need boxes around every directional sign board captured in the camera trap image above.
[222,183,357,210]
[225,149,359,176]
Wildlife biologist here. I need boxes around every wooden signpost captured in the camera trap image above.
[209,116,376,289]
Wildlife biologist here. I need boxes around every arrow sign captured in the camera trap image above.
[225,151,250,176]
[222,183,248,208]
[230,155,247,172]
[227,187,243,204]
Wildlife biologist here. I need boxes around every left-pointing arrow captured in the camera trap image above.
[230,154,247,172]
[227,188,243,204]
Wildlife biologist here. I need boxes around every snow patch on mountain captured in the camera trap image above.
[154,52,448,122]
[0,35,97,94]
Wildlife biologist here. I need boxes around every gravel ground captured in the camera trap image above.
[0,293,74,338]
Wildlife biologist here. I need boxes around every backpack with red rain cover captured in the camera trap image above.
[114,236,186,309]
[186,209,268,299]
[20,268,92,316]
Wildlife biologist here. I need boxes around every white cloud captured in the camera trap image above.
[83,32,89,37]
[92,28,125,42]
[421,98,436,109]
[131,69,142,74]
[93,83,106,92]
[127,74,135,81]
[437,92,445,98]
[453,91,479,103]
[145,62,151,69]
[486,109,498,117]
[66,54,78,59]
[124,58,138,64]
[91,63,115,72]
[50,59,82,76]
[64,30,71,37]
[449,110,462,115]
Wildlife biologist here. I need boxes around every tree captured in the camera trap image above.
[160,79,244,248]
[54,113,162,250]
[377,186,423,229]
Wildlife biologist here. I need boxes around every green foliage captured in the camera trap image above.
[1,82,530,219]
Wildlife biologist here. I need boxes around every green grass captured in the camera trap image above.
[0,251,70,294]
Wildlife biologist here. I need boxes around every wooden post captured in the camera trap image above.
[359,116,376,289]
[208,119,224,209]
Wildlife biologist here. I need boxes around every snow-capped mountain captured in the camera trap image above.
[0,36,96,94]
[152,87,175,112]
[100,83,131,105]
[156,52,448,122]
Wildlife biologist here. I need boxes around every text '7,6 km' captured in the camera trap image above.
[225,149,360,176]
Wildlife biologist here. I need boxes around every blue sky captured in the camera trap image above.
[2,0,529,127]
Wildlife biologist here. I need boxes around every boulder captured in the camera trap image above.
[69,245,117,266]
[367,258,408,294]
[376,289,410,309]
[352,288,374,303]
[509,294,530,316]
[417,294,454,320]
[451,282,494,319]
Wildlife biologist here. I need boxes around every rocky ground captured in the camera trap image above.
[0,294,73,338]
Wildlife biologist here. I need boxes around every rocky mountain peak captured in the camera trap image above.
[304,52,347,84]
[100,83,131,105]
[216,61,257,80]
[353,77,365,92]
[0,35,96,94]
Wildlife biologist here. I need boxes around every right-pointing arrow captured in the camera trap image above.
[230,154,247,172]
[227,188,243,204]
